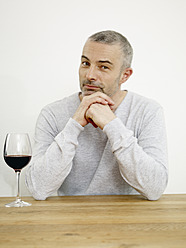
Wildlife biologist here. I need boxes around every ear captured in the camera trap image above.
[120,68,133,84]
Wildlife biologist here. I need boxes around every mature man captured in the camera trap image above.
[26,30,168,200]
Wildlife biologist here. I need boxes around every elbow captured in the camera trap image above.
[31,193,47,201]
[143,175,168,201]
[145,193,162,201]
[25,174,48,201]
[140,163,169,201]
[26,183,48,201]
[26,183,51,201]
[141,188,165,201]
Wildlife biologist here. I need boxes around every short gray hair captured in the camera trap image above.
[88,30,133,68]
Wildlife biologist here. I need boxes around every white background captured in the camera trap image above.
[0,0,186,197]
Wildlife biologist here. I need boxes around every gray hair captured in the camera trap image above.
[88,30,133,69]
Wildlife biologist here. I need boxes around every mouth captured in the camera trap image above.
[81,81,104,95]
[84,84,100,90]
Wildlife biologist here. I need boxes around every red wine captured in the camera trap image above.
[4,155,31,172]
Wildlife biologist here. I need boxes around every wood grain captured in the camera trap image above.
[0,194,186,247]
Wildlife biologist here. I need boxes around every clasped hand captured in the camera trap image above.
[73,92,116,129]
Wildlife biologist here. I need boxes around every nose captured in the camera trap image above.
[86,65,97,81]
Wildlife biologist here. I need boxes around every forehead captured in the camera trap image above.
[82,40,122,63]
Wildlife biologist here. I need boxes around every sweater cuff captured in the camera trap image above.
[55,118,84,148]
[103,117,134,152]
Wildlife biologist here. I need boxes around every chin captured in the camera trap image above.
[82,90,98,96]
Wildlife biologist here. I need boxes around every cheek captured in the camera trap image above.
[79,70,85,84]
[79,67,82,77]
[79,68,88,80]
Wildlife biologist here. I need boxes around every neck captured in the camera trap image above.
[111,90,127,112]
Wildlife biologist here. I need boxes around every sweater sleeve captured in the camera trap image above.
[25,109,84,200]
[103,107,168,200]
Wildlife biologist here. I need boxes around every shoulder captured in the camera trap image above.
[35,92,80,133]
[126,91,163,113]
[41,92,80,116]
[44,92,79,110]
[127,92,166,133]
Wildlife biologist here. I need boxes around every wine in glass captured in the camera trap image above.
[3,133,32,207]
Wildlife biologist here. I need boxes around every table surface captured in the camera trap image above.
[0,194,186,248]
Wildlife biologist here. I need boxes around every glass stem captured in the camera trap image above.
[16,171,21,201]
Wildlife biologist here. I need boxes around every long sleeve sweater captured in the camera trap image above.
[26,91,168,200]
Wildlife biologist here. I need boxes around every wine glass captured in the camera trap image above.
[3,133,32,207]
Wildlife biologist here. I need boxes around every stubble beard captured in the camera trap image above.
[80,73,122,98]
[80,80,105,97]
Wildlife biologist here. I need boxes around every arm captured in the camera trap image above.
[26,109,84,200]
[103,108,168,200]
[26,92,114,200]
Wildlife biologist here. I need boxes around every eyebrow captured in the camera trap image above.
[81,55,90,61]
[81,55,113,66]
[98,60,113,65]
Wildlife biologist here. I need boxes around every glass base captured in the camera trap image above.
[5,198,32,207]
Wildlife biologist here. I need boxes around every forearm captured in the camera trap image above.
[103,117,168,200]
[118,141,168,200]
[26,118,84,200]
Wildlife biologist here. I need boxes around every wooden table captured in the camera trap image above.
[0,194,186,247]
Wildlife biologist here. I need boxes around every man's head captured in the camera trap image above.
[88,30,133,69]
[79,30,133,98]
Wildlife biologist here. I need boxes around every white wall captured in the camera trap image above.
[0,0,186,197]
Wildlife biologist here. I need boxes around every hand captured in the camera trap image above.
[85,103,116,130]
[73,92,114,127]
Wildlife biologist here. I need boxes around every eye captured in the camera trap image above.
[100,65,109,70]
[81,61,90,67]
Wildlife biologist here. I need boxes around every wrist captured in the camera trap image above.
[72,116,87,127]
[100,116,117,130]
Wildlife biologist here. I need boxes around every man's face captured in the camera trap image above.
[79,40,125,97]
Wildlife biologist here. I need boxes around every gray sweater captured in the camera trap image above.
[26,91,168,200]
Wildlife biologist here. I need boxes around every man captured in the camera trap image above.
[26,30,168,201]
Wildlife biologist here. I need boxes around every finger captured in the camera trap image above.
[109,105,115,111]
[86,96,114,108]
[86,92,115,105]
[85,108,98,128]
[88,118,98,128]
[97,94,115,105]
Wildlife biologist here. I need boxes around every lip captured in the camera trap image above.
[84,84,99,90]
